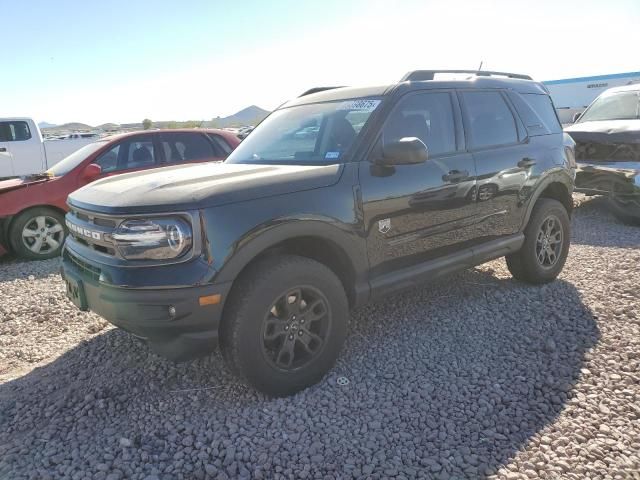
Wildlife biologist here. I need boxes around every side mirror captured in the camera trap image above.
[82,163,102,181]
[380,137,428,166]
[572,112,582,123]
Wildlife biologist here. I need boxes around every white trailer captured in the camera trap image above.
[0,118,96,178]
[544,72,640,124]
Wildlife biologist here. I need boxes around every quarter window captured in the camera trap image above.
[0,121,32,142]
[160,133,217,164]
[462,91,518,148]
[383,92,456,156]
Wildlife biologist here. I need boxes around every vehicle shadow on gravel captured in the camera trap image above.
[0,268,599,479]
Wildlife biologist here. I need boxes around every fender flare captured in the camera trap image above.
[520,170,574,230]
[212,218,369,303]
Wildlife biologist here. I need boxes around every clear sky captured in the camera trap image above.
[3,0,639,126]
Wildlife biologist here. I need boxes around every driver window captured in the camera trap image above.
[94,145,120,173]
[383,92,456,156]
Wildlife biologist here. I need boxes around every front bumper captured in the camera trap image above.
[60,244,232,361]
[575,161,640,197]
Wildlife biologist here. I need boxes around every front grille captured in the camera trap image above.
[67,208,121,258]
[64,250,101,281]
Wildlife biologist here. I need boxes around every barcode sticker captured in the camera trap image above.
[338,99,381,112]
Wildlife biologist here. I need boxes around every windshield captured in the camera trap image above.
[225,98,381,164]
[578,91,640,123]
[46,141,109,177]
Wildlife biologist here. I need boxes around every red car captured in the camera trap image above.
[0,129,240,260]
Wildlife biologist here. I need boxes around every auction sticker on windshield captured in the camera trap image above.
[338,99,381,112]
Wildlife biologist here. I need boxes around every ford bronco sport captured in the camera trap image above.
[61,70,576,396]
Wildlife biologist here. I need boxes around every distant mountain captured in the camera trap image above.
[224,105,269,126]
[42,122,94,132]
[206,105,270,128]
[97,123,121,131]
[38,121,57,129]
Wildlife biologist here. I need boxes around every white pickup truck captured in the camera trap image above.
[0,118,97,179]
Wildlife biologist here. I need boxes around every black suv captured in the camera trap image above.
[61,70,576,396]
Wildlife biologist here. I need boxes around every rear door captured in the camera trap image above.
[0,122,15,177]
[458,90,531,239]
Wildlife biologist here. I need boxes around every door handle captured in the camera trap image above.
[518,157,536,168]
[0,147,6,152]
[442,169,469,183]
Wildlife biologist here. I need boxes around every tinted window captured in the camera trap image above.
[95,144,121,173]
[383,92,456,156]
[93,138,157,173]
[462,91,518,148]
[206,133,232,155]
[127,141,156,168]
[160,133,216,164]
[0,121,32,142]
[523,94,562,133]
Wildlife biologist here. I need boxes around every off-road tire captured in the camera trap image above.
[220,254,348,396]
[506,198,570,284]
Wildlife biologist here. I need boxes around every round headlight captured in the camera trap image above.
[113,217,193,260]
[167,223,187,252]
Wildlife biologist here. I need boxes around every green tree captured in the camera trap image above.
[142,118,153,130]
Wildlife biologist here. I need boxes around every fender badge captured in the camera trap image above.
[378,218,391,234]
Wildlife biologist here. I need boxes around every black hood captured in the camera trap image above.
[565,119,640,162]
[68,161,343,214]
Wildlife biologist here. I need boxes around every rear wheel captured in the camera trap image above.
[506,198,570,284]
[220,254,348,396]
[9,207,67,260]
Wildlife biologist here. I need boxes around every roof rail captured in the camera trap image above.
[298,86,346,97]
[401,70,533,82]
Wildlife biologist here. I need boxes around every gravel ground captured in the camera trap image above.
[0,195,638,480]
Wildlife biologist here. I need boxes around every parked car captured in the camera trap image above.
[0,118,96,178]
[237,126,255,140]
[565,84,640,224]
[0,129,239,260]
[61,70,575,396]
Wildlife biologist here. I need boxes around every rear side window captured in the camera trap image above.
[0,121,32,142]
[206,133,233,155]
[511,93,562,135]
[461,91,518,149]
[160,133,217,164]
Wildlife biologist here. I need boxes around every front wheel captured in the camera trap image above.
[9,207,67,260]
[220,254,348,396]
[506,198,570,284]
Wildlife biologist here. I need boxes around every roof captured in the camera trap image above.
[95,128,240,146]
[285,74,546,108]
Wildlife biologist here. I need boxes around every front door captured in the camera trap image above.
[359,91,478,281]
